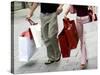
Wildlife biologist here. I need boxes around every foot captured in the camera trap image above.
[80,60,88,69]
[80,64,87,69]
[45,60,55,65]
[55,57,61,62]
[55,54,61,62]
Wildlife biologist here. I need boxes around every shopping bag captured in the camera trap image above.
[21,28,33,39]
[58,30,70,58]
[63,17,79,49]
[18,29,36,62]
[29,24,44,48]
[83,21,97,33]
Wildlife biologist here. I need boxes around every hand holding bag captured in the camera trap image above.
[88,6,97,21]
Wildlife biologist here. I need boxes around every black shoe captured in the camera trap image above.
[45,60,55,65]
[55,57,61,62]
[55,54,61,62]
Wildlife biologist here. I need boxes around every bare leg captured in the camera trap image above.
[76,19,87,65]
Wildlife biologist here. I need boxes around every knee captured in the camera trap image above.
[48,34,57,40]
[48,36,53,41]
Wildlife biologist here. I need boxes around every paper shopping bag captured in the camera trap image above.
[83,21,97,33]
[18,30,36,62]
[29,24,44,48]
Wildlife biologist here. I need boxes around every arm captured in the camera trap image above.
[56,4,64,15]
[65,5,70,16]
[88,6,97,21]
[27,3,39,19]
[65,5,76,17]
[59,4,64,8]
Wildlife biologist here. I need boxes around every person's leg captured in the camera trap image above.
[76,18,87,65]
[76,16,90,69]
[48,13,61,61]
[40,13,55,62]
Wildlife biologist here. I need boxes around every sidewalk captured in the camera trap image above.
[13,7,97,74]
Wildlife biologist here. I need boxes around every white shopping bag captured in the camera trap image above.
[83,21,97,33]
[57,12,64,37]
[18,30,36,62]
[29,24,44,48]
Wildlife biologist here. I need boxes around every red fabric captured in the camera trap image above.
[58,18,79,58]
[58,30,70,58]
[21,28,33,39]
[63,18,79,49]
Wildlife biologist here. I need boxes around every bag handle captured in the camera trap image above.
[26,18,38,25]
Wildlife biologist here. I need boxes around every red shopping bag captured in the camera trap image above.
[63,17,79,49]
[58,30,70,58]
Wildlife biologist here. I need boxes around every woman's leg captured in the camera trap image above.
[76,19,87,65]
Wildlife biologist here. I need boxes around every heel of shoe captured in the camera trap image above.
[80,60,88,69]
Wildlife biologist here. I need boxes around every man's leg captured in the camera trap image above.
[48,13,61,61]
[40,13,55,63]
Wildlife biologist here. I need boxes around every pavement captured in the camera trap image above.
[13,6,98,74]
